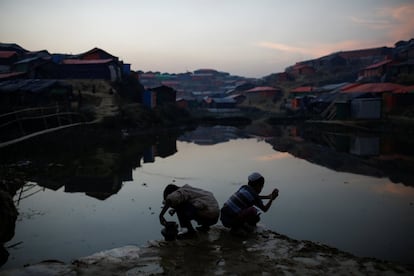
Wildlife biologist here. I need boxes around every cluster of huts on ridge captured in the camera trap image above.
[277,39,414,119]
[0,43,133,113]
[287,82,414,120]
[0,43,129,81]
[1,39,414,120]
[0,42,254,114]
[138,39,414,120]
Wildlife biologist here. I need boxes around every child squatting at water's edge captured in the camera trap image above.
[159,172,279,239]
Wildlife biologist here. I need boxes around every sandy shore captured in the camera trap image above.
[2,226,413,275]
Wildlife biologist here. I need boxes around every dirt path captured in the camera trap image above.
[69,79,119,122]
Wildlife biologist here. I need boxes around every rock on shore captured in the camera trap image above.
[2,226,413,275]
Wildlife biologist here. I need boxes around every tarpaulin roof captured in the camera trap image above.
[62,59,113,65]
[14,56,42,64]
[0,79,65,93]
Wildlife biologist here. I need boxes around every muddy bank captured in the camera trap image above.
[0,168,21,267]
[0,191,18,267]
[2,226,413,275]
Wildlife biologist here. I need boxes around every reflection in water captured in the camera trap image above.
[350,136,380,156]
[255,152,291,161]
[0,127,182,268]
[179,125,249,145]
[288,124,414,158]
[272,125,414,187]
[25,133,180,200]
[373,182,414,197]
[1,124,414,270]
[144,135,177,163]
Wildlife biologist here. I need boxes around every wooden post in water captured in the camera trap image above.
[41,107,48,129]
[16,110,25,136]
[56,102,61,126]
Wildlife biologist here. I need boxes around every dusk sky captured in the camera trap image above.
[1,0,413,78]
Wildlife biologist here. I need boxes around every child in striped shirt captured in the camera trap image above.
[220,172,279,235]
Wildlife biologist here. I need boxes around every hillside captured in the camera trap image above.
[261,38,414,94]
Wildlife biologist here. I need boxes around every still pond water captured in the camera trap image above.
[3,125,414,269]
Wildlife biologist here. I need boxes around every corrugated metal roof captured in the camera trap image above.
[246,86,279,93]
[363,59,393,70]
[316,82,349,92]
[227,94,244,99]
[341,83,406,93]
[62,59,113,65]
[394,85,414,94]
[78,47,117,59]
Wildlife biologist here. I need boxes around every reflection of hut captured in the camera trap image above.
[350,136,380,156]
[143,135,177,163]
[64,176,122,200]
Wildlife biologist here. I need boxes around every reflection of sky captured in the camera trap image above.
[255,152,291,161]
[5,138,414,269]
[373,182,414,197]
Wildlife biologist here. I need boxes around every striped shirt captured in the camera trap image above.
[224,185,263,214]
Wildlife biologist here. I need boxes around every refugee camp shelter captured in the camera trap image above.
[0,79,73,112]
[245,86,282,103]
[0,51,18,70]
[203,96,237,109]
[143,85,177,109]
[341,82,410,117]
[60,59,120,81]
[288,86,316,110]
